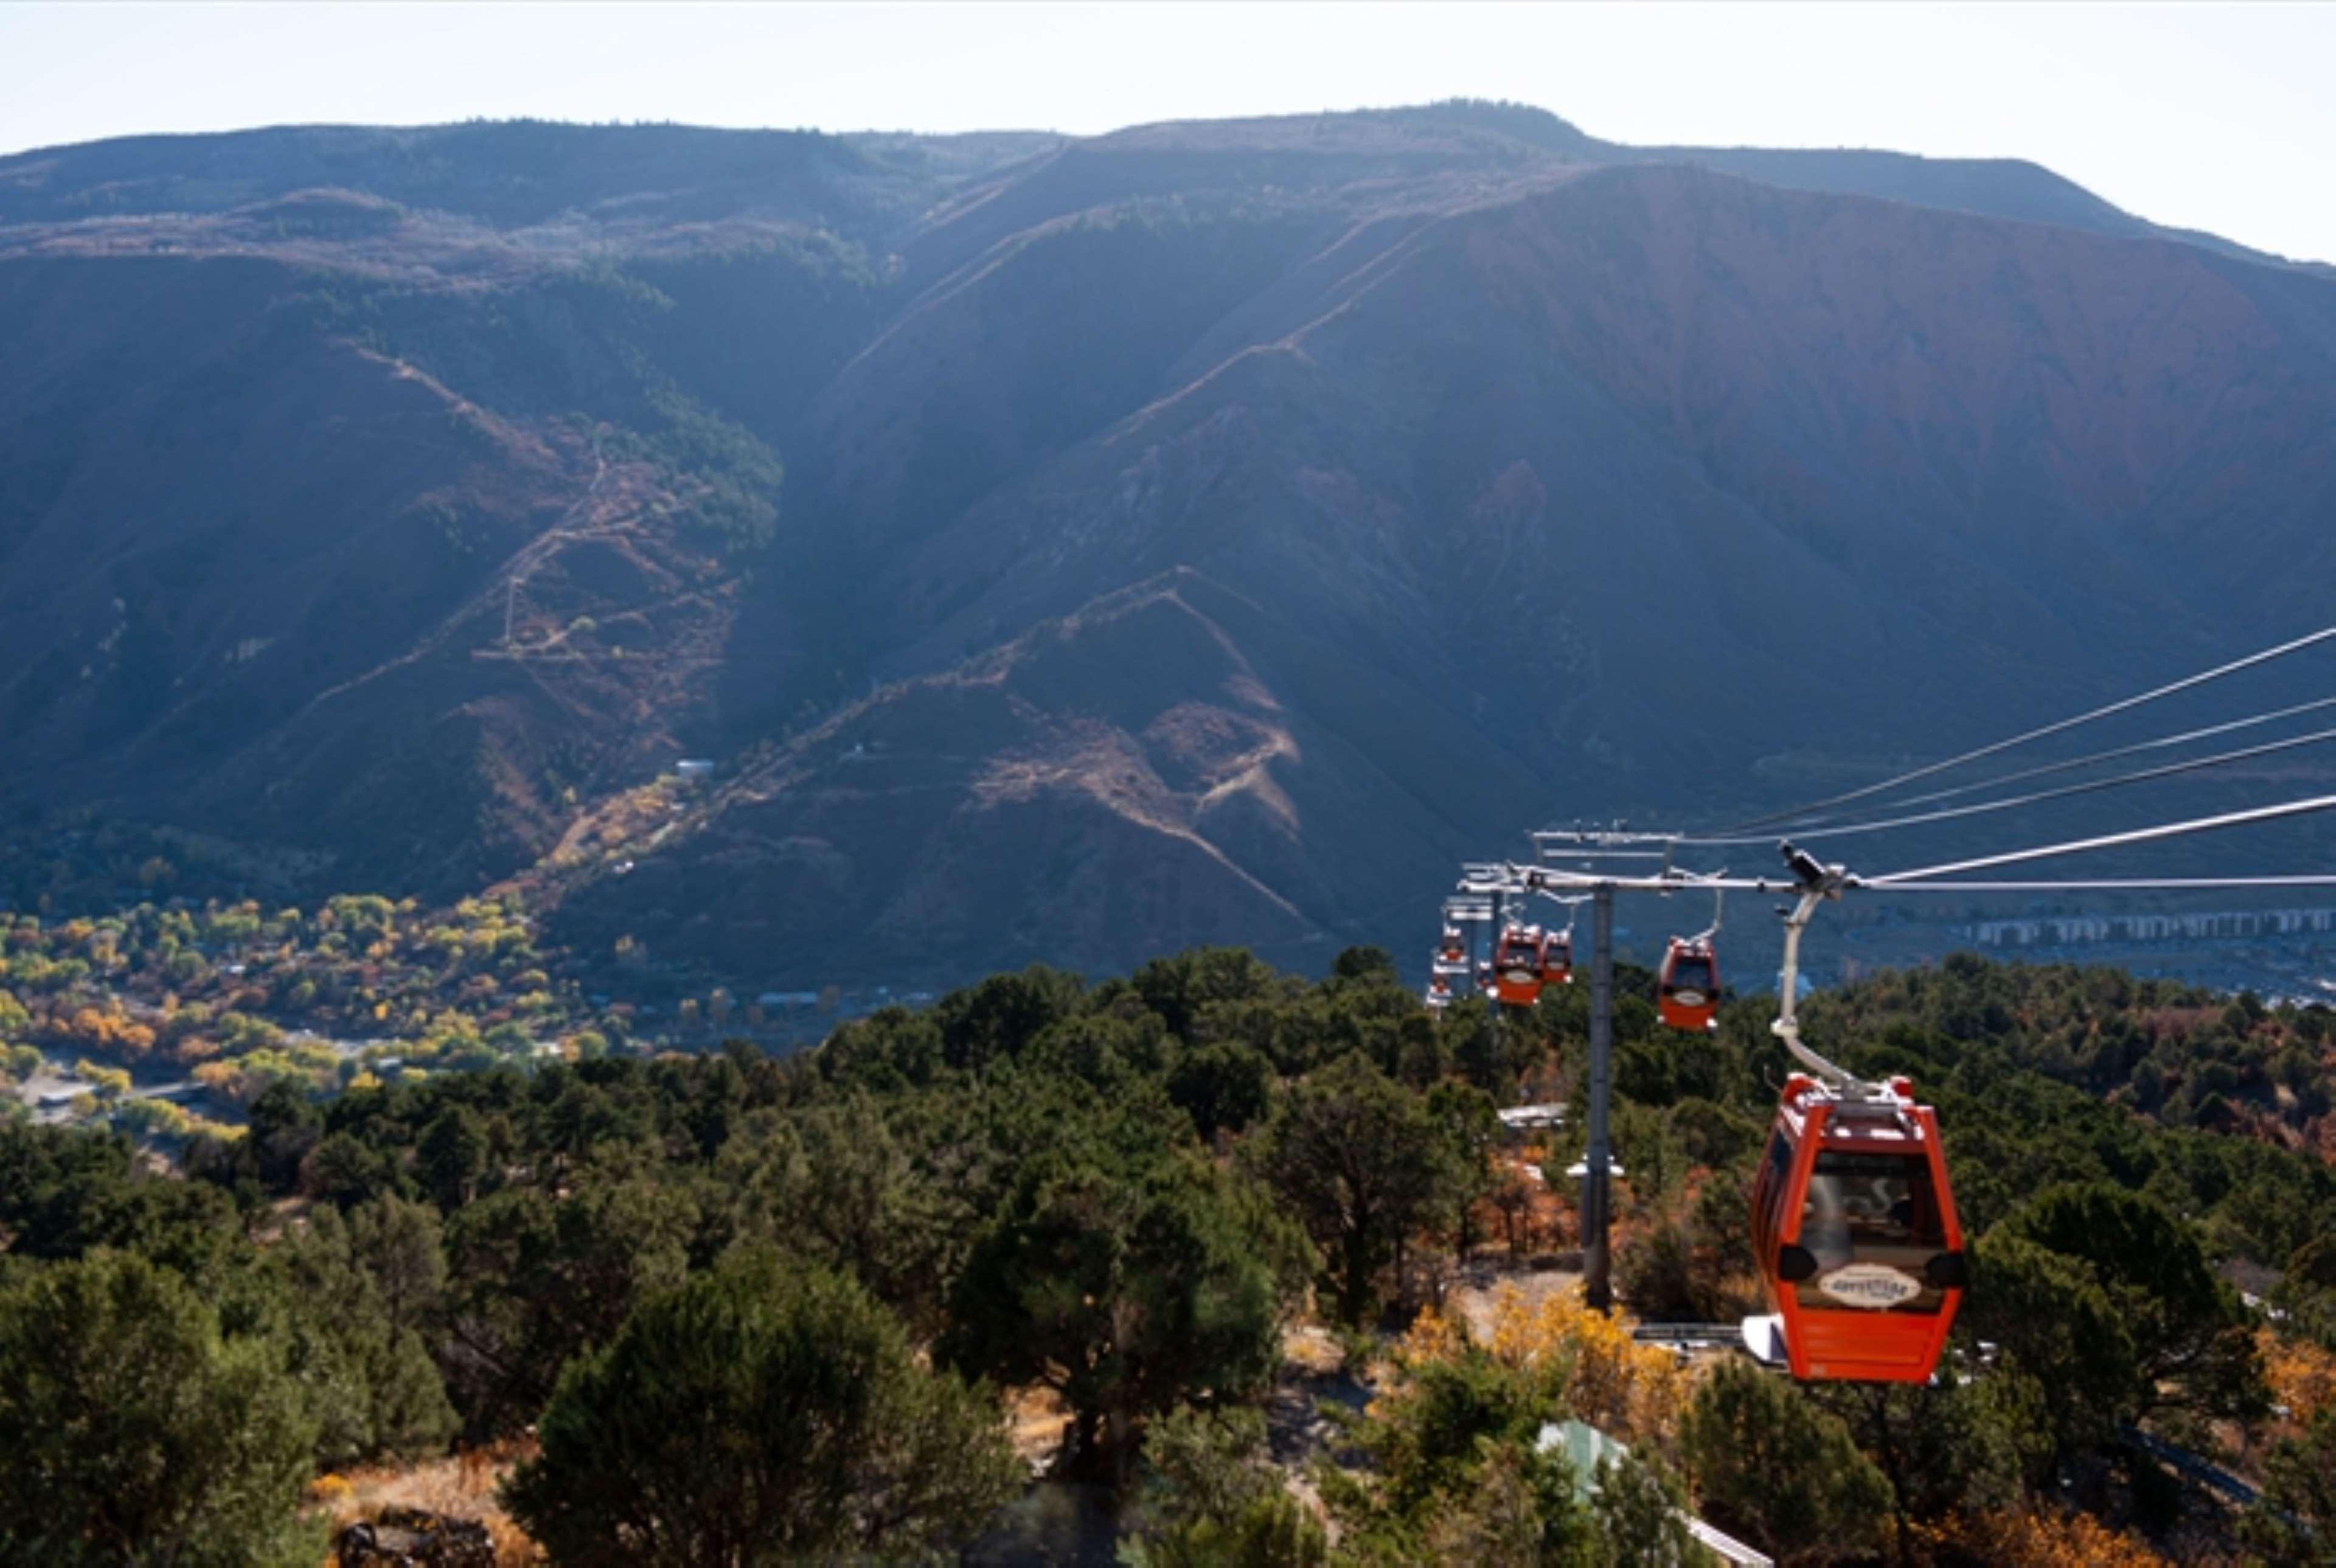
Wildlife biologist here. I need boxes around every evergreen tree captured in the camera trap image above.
[1122,1407,1330,1568]
[440,1169,695,1435]
[1961,1231,2140,1477]
[0,1250,323,1566]
[418,1103,489,1210]
[1997,1182,2267,1424]
[1426,1080,1502,1257]
[504,1248,1018,1566]
[347,1190,448,1333]
[1245,1052,1445,1322]
[1167,1039,1276,1140]
[254,1204,458,1467]
[1680,1357,1891,1566]
[943,1153,1303,1469]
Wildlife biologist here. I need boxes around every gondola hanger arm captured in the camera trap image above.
[1770,842,1868,1094]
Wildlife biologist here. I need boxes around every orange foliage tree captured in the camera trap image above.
[1394,1283,1689,1449]
[1925,1507,2167,1566]
[2262,1327,2336,1428]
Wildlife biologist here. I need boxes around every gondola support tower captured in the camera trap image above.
[1583,882,1617,1312]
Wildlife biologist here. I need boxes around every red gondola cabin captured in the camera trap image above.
[1490,926,1545,1007]
[1748,1074,1966,1384]
[1438,926,1467,965]
[1538,931,1573,987]
[1656,937,1720,1030]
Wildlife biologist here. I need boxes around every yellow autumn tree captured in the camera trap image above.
[1349,1286,1696,1557]
[1927,1507,2167,1566]
[1391,1283,1687,1448]
[2263,1328,2336,1428]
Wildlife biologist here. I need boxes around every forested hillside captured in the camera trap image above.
[7,946,2336,1563]
[5,103,2335,985]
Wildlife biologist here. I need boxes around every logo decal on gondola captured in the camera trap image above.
[1818,1263,1922,1309]
[1505,968,1536,983]
[1670,989,1708,1007]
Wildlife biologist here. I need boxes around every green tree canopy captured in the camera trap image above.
[0,1249,322,1566]
[440,1167,696,1435]
[417,1102,490,1210]
[1133,946,1283,1040]
[503,1247,1018,1566]
[1244,1052,1446,1323]
[1961,1230,2141,1474]
[935,963,1085,1071]
[243,1204,458,1468]
[1167,1039,1276,1140]
[942,1151,1305,1468]
[1426,1080,1503,1255]
[1995,1182,2265,1423]
[1122,1406,1332,1568]
[1679,1357,1891,1567]
[2245,1400,2336,1561]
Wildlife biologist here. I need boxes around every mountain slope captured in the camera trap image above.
[850,159,2336,785]
[3,104,2332,982]
[545,571,1555,982]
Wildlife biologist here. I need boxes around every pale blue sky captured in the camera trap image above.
[5,2,2331,263]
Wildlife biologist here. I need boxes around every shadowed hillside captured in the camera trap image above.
[3,102,2333,983]
[544,571,1557,980]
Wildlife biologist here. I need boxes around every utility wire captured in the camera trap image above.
[1510,862,2336,896]
[1531,846,1675,861]
[1865,876,2336,892]
[1515,867,1797,895]
[1664,724,2336,847]
[1864,796,2336,885]
[1715,625,2336,834]
[1873,694,2336,813]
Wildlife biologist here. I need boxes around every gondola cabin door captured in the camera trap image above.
[1750,1075,1966,1383]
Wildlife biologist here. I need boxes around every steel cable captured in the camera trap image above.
[1714,625,2336,834]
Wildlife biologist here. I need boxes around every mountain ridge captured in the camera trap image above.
[9,100,2322,271]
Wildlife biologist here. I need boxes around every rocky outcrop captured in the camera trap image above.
[333,1507,495,1568]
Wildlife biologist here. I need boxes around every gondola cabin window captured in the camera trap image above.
[1752,1128,1795,1265]
[1667,952,1715,998]
[1792,1150,1947,1314]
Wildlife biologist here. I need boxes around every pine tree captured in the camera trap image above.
[504,1247,1018,1565]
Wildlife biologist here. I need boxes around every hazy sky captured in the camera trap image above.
[5,1,2331,262]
